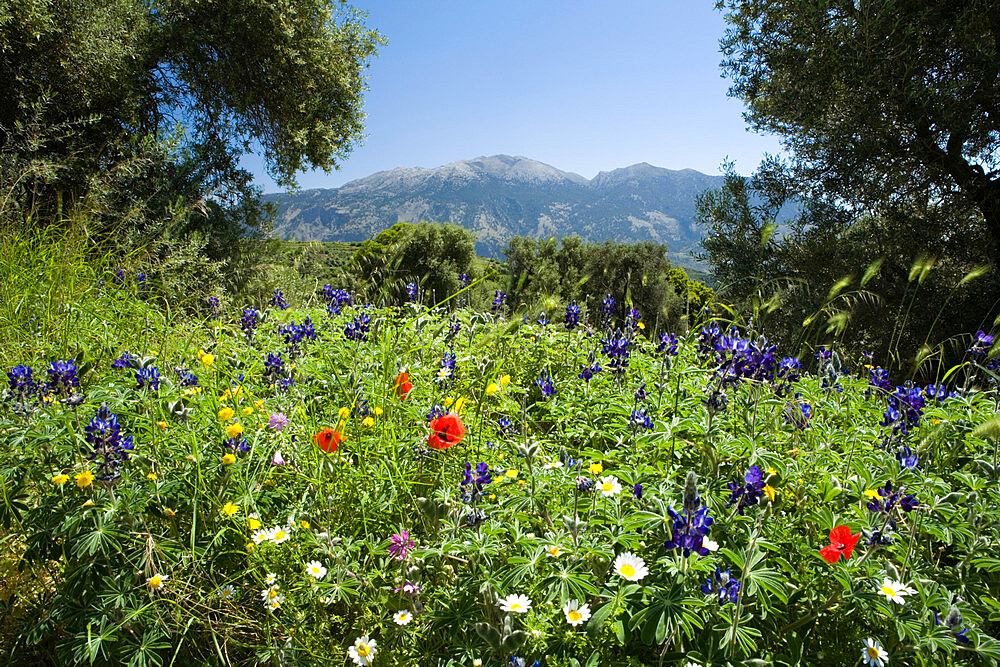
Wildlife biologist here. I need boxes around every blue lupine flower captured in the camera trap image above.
[112,352,137,370]
[867,480,917,514]
[492,290,506,313]
[270,289,288,310]
[702,389,728,415]
[47,359,80,396]
[459,274,471,286]
[85,403,134,481]
[176,367,199,387]
[968,330,995,357]
[626,308,642,330]
[496,416,518,436]
[322,285,353,315]
[578,352,601,382]
[814,346,832,361]
[426,404,447,424]
[701,567,741,606]
[634,383,648,402]
[536,312,549,327]
[135,272,147,293]
[535,370,556,397]
[351,398,371,419]
[406,282,418,301]
[727,466,767,514]
[784,399,812,429]
[7,365,37,400]
[882,385,926,435]
[565,300,580,330]
[135,366,161,391]
[223,435,250,452]
[276,377,295,392]
[664,472,713,556]
[460,461,493,502]
[933,608,972,645]
[633,482,643,499]
[437,352,457,383]
[344,313,371,342]
[601,331,630,378]
[264,352,284,384]
[241,308,260,340]
[630,408,654,430]
[207,296,220,318]
[601,294,615,317]
[896,446,919,470]
[924,384,958,402]
[656,332,679,356]
[447,316,462,337]
[112,268,126,285]
[576,476,595,492]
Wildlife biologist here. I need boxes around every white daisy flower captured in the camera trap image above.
[702,538,719,552]
[147,573,168,590]
[305,560,327,580]
[348,635,378,665]
[269,525,291,544]
[266,596,283,612]
[861,637,889,666]
[598,475,622,497]
[545,545,563,557]
[562,599,592,626]
[498,593,532,613]
[265,573,277,585]
[252,529,269,544]
[261,586,281,604]
[218,584,236,599]
[393,609,413,625]
[877,578,916,604]
[612,552,648,581]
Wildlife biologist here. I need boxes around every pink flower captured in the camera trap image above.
[268,412,289,431]
[272,449,286,466]
[389,531,415,561]
[393,582,422,594]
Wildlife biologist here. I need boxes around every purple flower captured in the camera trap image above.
[727,465,767,514]
[633,483,643,500]
[701,567,741,606]
[389,531,415,561]
[271,449,286,466]
[968,330,995,357]
[394,582,422,594]
[270,289,288,310]
[565,301,580,330]
[268,412,289,432]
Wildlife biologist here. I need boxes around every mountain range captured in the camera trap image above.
[263,155,725,260]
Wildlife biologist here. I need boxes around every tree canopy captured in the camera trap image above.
[1,0,382,218]
[718,0,1000,256]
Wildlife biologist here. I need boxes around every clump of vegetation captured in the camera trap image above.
[2,270,998,665]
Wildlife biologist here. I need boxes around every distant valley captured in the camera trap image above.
[263,155,725,264]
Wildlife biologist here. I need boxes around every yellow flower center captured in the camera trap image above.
[880,586,895,596]
[399,613,408,620]
[149,576,162,588]
[602,483,613,492]
[568,610,582,621]
[620,564,635,578]
[357,645,370,657]
[867,647,880,658]
[274,530,286,540]
[268,589,278,599]
[549,547,559,555]
[510,603,522,611]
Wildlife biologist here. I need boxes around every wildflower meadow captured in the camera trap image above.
[2,274,1000,667]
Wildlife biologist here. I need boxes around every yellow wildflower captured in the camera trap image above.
[588,462,603,475]
[374,407,383,416]
[338,407,350,419]
[51,473,69,485]
[247,515,262,530]
[221,453,236,465]
[499,374,511,388]
[82,500,95,507]
[363,416,375,428]
[225,422,243,439]
[218,407,235,421]
[443,397,454,408]
[164,507,176,516]
[454,397,467,413]
[200,352,215,367]
[254,400,264,410]
[863,489,879,500]
[767,466,776,476]
[242,406,253,416]
[146,472,158,481]
[637,322,645,330]
[74,470,95,488]
[763,485,776,502]
[157,421,167,430]
[486,383,499,396]
[930,418,942,425]
[506,469,518,479]
[300,520,310,530]
[222,502,240,517]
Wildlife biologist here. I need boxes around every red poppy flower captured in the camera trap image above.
[313,428,342,453]
[428,413,465,450]
[820,525,860,563]
[394,372,413,400]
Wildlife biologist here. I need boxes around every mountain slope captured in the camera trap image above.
[263,155,724,257]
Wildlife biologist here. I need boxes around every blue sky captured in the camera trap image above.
[246,0,783,193]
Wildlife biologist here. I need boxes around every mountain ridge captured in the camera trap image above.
[263,155,725,259]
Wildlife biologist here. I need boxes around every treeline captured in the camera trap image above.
[278,221,713,332]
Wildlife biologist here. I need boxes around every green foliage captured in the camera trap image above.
[504,235,704,330]
[697,163,999,375]
[718,0,1000,251]
[2,273,1000,664]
